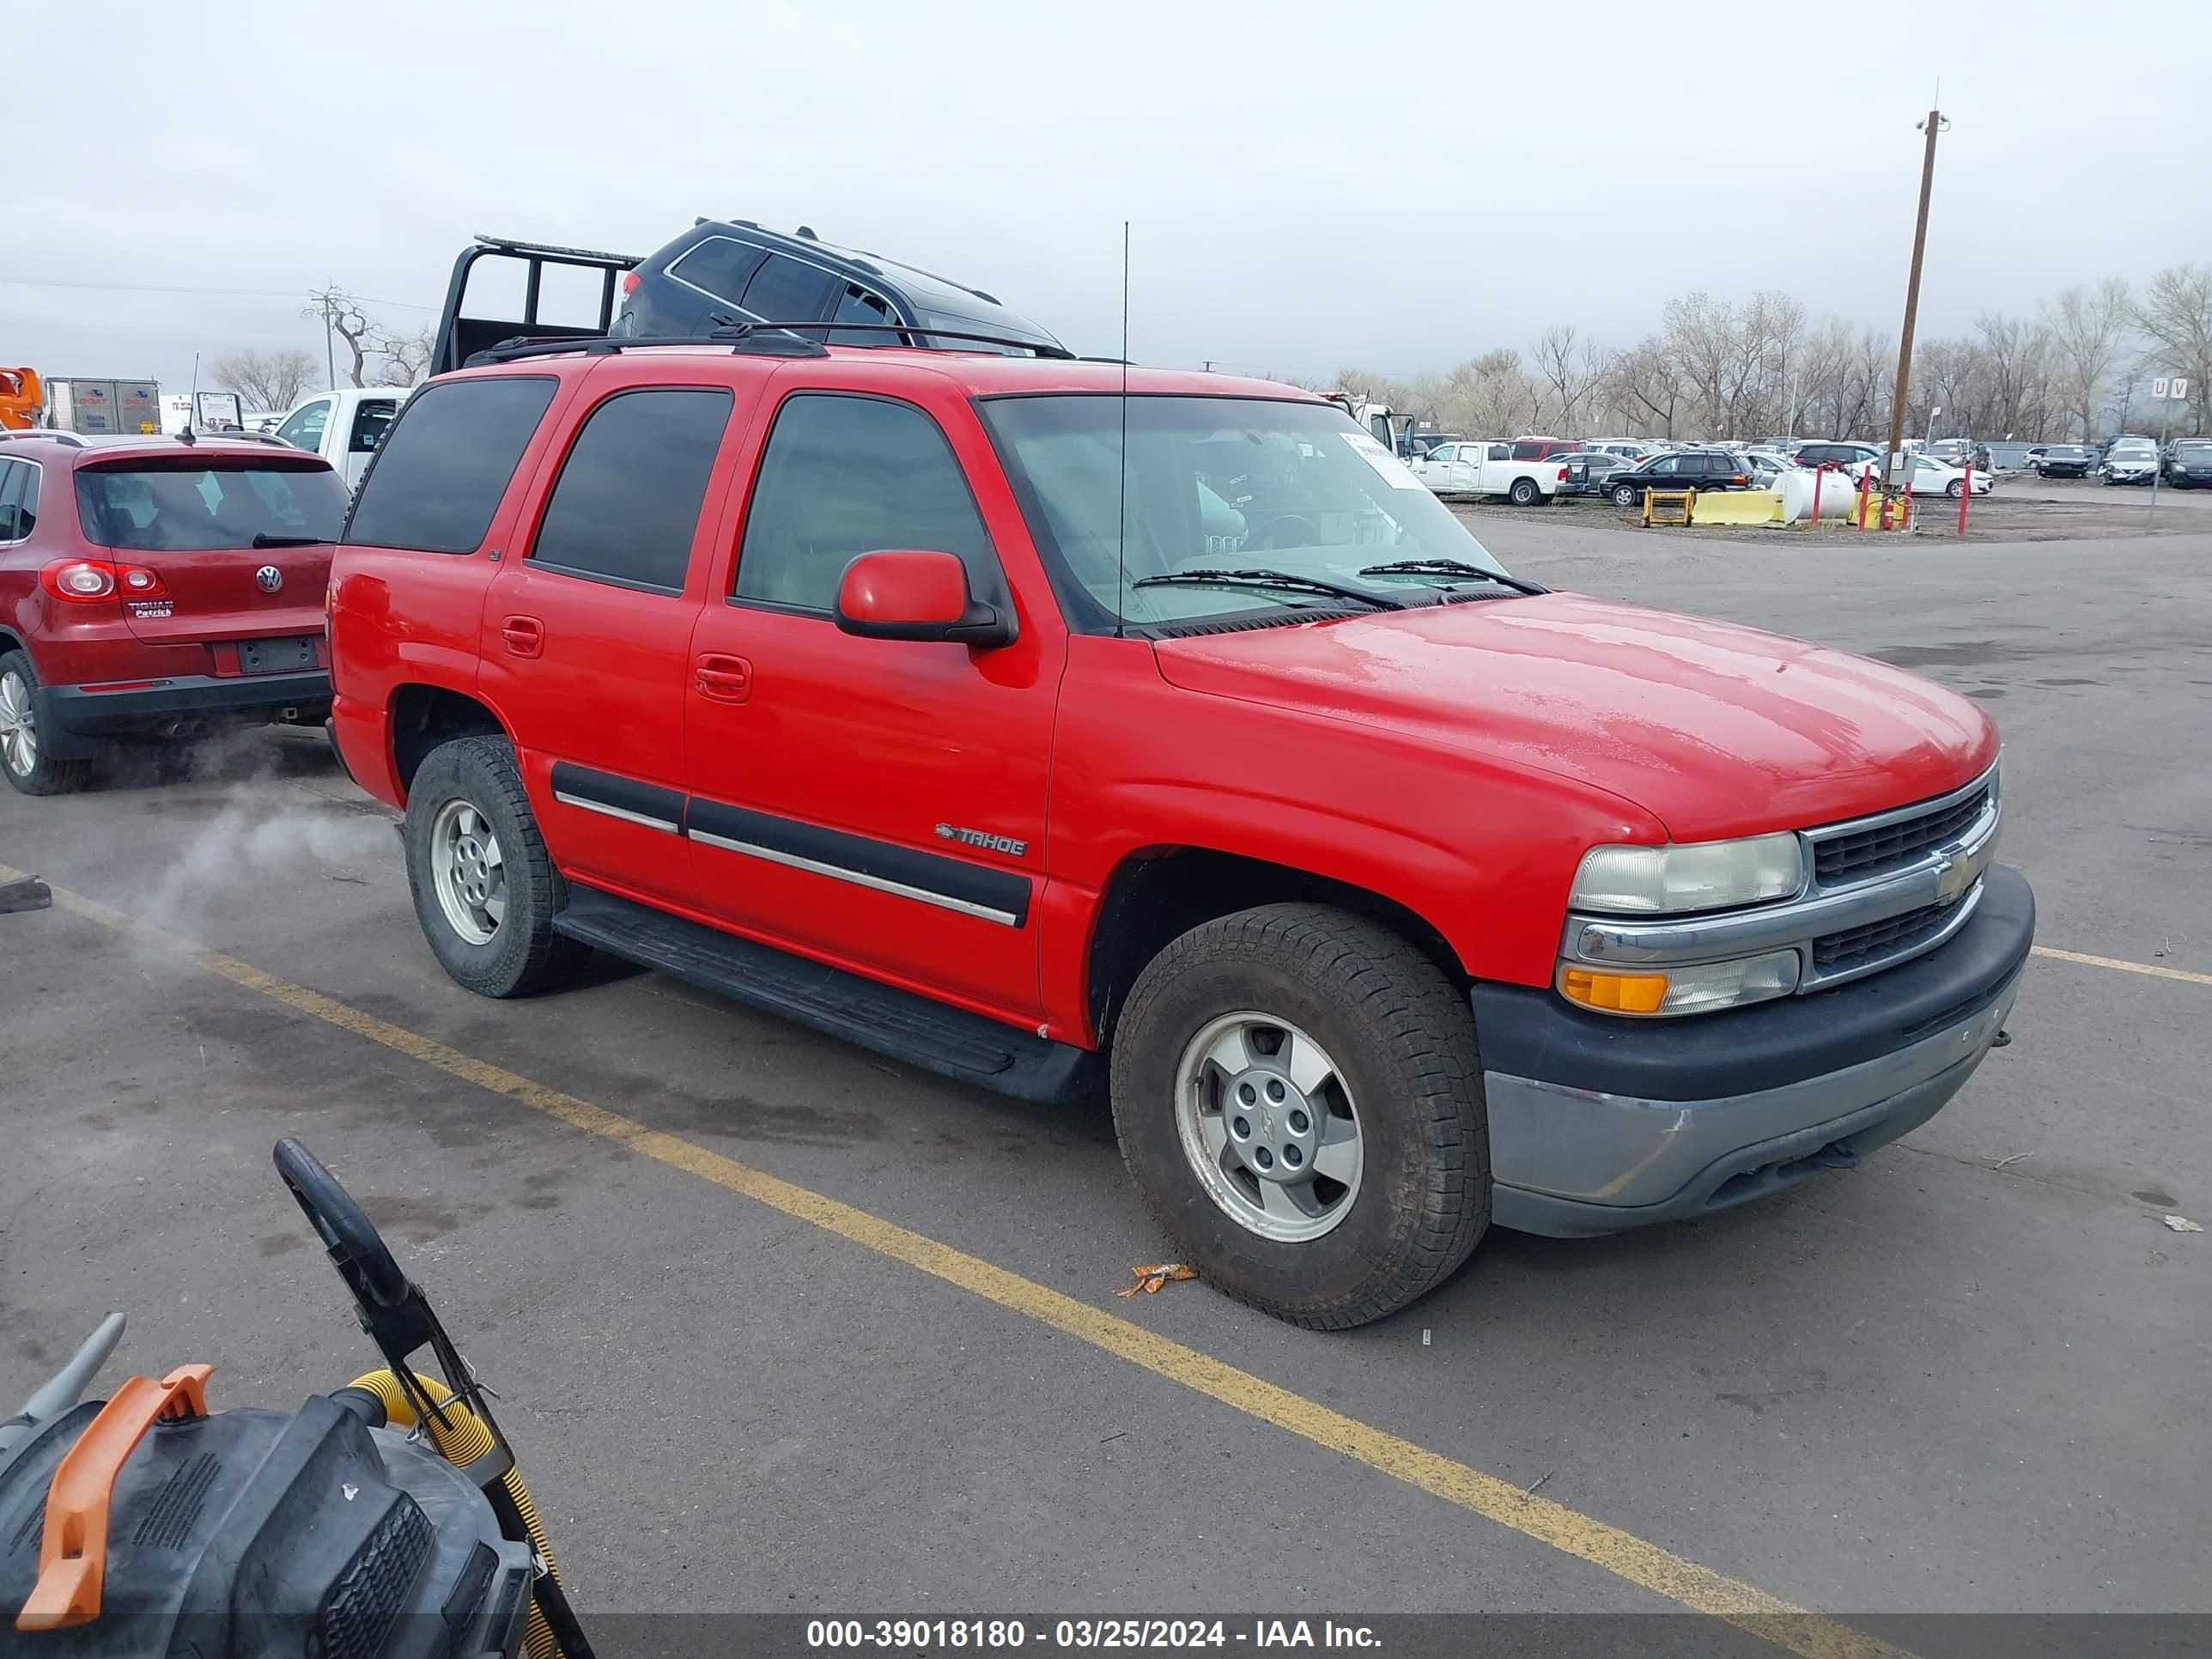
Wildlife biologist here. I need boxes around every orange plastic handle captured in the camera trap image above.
[15,1364,213,1632]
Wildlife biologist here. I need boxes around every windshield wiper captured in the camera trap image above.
[1132,568,1403,611]
[1357,558,1547,595]
[252,533,332,548]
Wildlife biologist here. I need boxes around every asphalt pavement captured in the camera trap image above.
[2,520,2206,1646]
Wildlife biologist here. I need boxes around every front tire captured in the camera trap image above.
[1946,479,1965,498]
[1110,904,1489,1329]
[1612,482,1639,509]
[403,735,588,997]
[0,651,94,797]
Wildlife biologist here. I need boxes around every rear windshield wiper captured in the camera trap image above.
[1358,558,1547,595]
[1132,568,1403,611]
[251,533,333,548]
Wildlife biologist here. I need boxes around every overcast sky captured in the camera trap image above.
[11,0,2209,398]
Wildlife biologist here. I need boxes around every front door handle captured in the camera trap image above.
[501,615,544,658]
[694,653,752,703]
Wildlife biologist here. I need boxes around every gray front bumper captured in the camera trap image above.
[1486,977,2016,1237]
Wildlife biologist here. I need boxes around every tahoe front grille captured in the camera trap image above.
[1813,894,1968,973]
[1814,785,1989,885]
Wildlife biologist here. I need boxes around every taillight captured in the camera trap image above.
[622,270,641,296]
[40,559,118,602]
[1557,466,1569,481]
[39,559,166,603]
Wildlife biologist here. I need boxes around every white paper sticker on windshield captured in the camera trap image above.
[1339,429,1426,489]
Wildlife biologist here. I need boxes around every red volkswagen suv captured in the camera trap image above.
[0,431,347,794]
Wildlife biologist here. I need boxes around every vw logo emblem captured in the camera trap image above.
[255,565,284,593]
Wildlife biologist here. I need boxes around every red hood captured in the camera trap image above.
[1152,592,1998,842]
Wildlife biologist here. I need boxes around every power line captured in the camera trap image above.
[0,275,437,311]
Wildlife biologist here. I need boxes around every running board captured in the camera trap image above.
[553,885,1100,1105]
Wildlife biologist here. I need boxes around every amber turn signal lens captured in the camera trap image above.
[1559,967,1669,1014]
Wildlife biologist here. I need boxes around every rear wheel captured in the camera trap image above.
[1509,477,1540,507]
[403,735,588,997]
[1109,903,1489,1329]
[0,651,94,797]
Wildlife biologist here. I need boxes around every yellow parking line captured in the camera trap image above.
[7,862,1910,1659]
[2031,945,2212,987]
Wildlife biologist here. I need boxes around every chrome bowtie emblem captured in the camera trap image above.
[255,565,283,593]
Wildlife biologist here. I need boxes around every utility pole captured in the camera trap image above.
[1881,105,1948,519]
[318,287,337,391]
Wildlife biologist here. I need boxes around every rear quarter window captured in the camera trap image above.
[345,376,559,554]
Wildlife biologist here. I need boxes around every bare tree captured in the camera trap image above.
[305,288,378,387]
[2043,278,2131,440]
[211,348,317,411]
[375,325,437,386]
[1607,339,1686,437]
[2131,264,2212,434]
[1533,325,1599,433]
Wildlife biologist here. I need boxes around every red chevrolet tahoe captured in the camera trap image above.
[326,335,2032,1329]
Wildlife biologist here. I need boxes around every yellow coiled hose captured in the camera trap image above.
[350,1370,562,1659]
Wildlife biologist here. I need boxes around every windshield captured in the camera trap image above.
[980,395,1516,630]
[2174,442,2212,459]
[75,464,346,551]
[2109,441,2157,458]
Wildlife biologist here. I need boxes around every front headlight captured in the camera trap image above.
[1559,950,1801,1017]
[1569,834,1805,915]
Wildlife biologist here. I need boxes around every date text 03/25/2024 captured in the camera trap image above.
[805,1620,1381,1650]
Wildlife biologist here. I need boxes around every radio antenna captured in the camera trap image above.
[1115,221,1130,640]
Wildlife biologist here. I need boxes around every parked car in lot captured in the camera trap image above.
[0,430,344,794]
[2033,444,2095,478]
[1893,453,1993,498]
[616,219,1065,356]
[327,342,2031,1328]
[1508,435,1581,462]
[1409,441,1565,505]
[2100,437,2161,484]
[1606,448,1753,507]
[1558,450,1632,496]
[1926,438,1990,472]
[1794,441,1884,477]
[273,386,415,490]
[2160,438,2212,488]
[1583,439,1663,461]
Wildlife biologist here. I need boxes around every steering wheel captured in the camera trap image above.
[1243,514,1319,551]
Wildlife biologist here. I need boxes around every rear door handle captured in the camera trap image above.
[501,615,544,659]
[694,653,752,703]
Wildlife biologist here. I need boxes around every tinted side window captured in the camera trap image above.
[740,256,839,324]
[736,394,998,613]
[1510,441,1540,459]
[349,399,400,454]
[669,235,769,306]
[345,376,559,554]
[0,462,23,540]
[1487,444,1510,461]
[827,284,901,347]
[529,389,732,592]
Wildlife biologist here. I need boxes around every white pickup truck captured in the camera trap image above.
[272,386,415,490]
[1408,441,1565,506]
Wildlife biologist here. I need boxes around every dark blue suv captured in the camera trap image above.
[615,220,1065,356]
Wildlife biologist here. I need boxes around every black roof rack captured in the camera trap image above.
[750,321,1073,359]
[465,319,1074,368]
